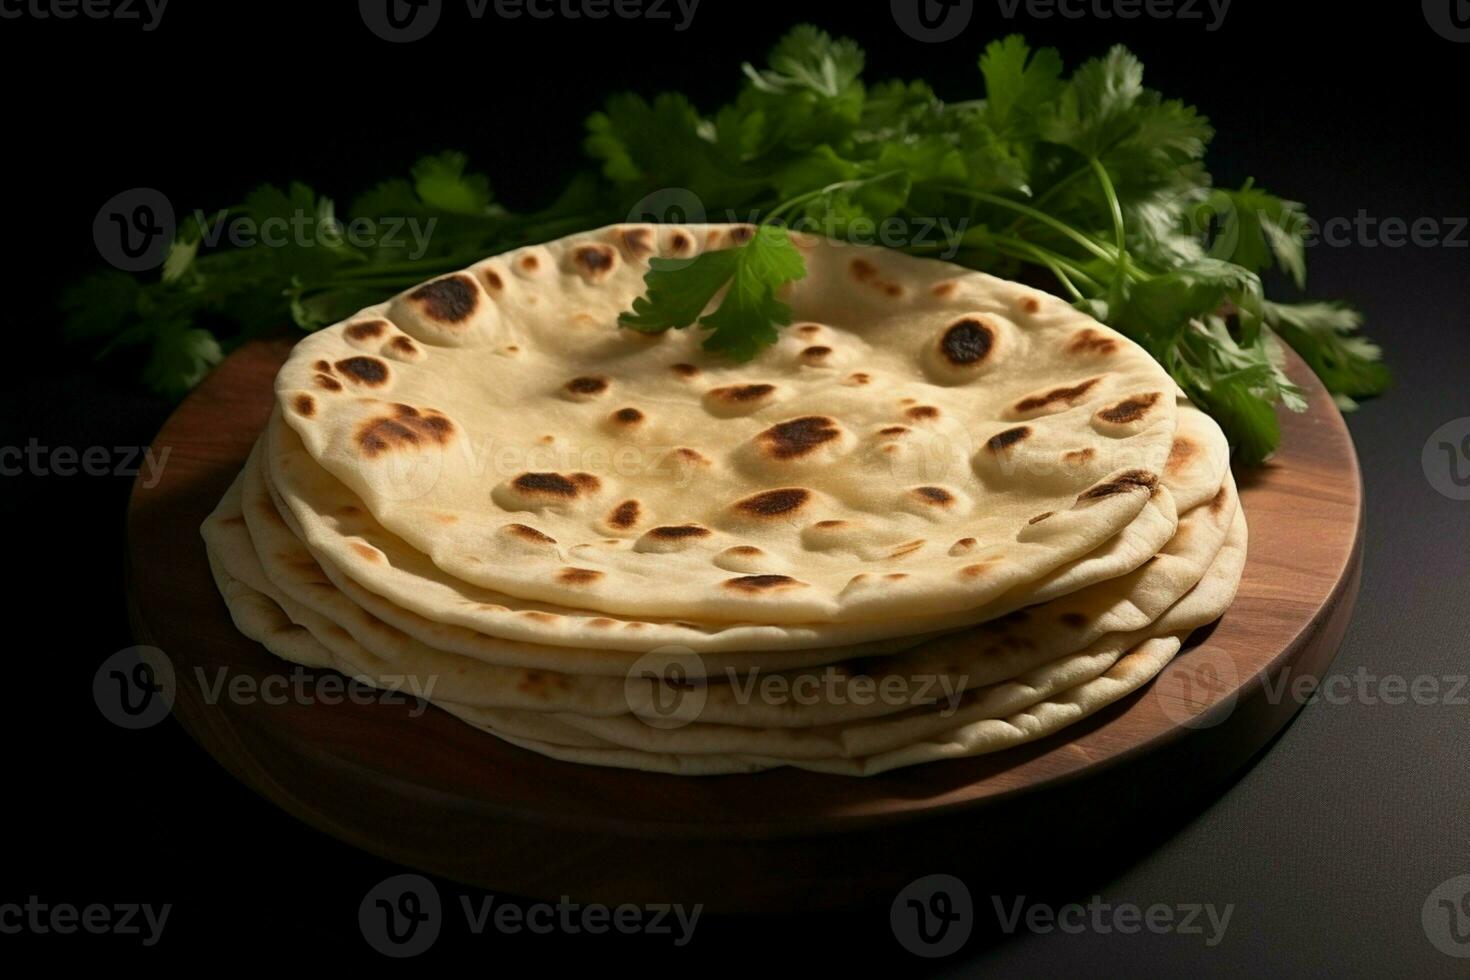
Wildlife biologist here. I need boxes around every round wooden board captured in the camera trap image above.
[127,339,1362,914]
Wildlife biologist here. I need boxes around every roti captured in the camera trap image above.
[203,440,1237,729]
[274,224,1180,625]
[263,398,1223,660]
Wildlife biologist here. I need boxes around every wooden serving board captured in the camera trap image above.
[126,339,1362,913]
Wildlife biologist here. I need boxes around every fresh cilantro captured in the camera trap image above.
[411,151,495,216]
[1263,300,1390,409]
[742,24,865,100]
[142,323,223,400]
[620,248,743,333]
[621,226,804,361]
[63,25,1386,464]
[979,35,1065,144]
[1209,181,1309,288]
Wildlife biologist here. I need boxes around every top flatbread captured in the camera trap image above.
[274,224,1179,625]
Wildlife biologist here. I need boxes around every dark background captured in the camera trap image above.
[2,0,1467,971]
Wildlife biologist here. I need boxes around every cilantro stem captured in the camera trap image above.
[939,186,1117,266]
[970,232,1103,298]
[961,226,1103,292]
[1002,117,1156,238]
[996,240,1098,297]
[764,171,905,224]
[1017,249,1086,302]
[1001,165,1092,235]
[1088,156,1133,294]
[1089,158,1127,269]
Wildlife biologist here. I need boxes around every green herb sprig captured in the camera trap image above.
[65,26,1386,462]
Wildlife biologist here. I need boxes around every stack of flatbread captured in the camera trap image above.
[202,224,1246,776]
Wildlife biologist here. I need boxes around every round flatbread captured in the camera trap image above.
[264,397,1222,658]
[204,441,1238,732]
[274,224,1180,625]
[447,508,1246,760]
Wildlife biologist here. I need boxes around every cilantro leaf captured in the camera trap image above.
[1108,258,1262,350]
[585,92,761,207]
[620,249,741,333]
[743,24,864,100]
[349,178,423,222]
[979,35,1065,144]
[411,151,495,216]
[1263,300,1390,406]
[1040,44,1148,159]
[620,226,805,361]
[142,324,223,400]
[1209,182,1309,288]
[1188,363,1284,466]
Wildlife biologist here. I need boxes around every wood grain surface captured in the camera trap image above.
[126,338,1363,912]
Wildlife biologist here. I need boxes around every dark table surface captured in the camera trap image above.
[2,2,1466,972]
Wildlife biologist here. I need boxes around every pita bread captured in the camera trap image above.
[275,224,1179,625]
[225,433,1234,725]
[263,397,1223,661]
[203,439,1237,737]
[198,226,1251,776]
[443,509,1245,760]
[204,510,1244,776]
